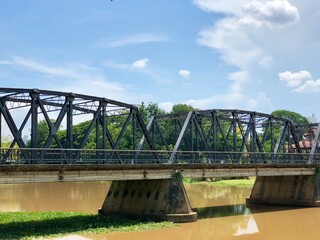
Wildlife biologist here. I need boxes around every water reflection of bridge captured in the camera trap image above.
[0,88,320,222]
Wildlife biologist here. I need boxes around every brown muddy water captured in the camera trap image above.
[1,182,320,240]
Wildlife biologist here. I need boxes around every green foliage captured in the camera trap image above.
[271,110,309,124]
[139,102,166,123]
[0,212,175,240]
[21,105,309,156]
[171,104,195,114]
[260,110,309,152]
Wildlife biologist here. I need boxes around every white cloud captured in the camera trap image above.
[12,56,76,78]
[159,102,174,112]
[279,70,311,87]
[194,0,299,27]
[197,1,300,70]
[238,16,262,27]
[160,90,272,113]
[105,59,172,85]
[258,56,273,66]
[132,58,149,69]
[243,0,300,27]
[245,92,273,112]
[193,0,250,16]
[228,70,248,81]
[194,0,313,115]
[97,34,168,48]
[162,71,249,111]
[179,69,191,78]
[227,71,248,97]
[0,60,12,65]
[104,61,130,70]
[294,79,320,93]
[197,17,265,68]
[8,56,150,103]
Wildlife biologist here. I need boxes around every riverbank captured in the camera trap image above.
[0,212,175,240]
[183,177,255,187]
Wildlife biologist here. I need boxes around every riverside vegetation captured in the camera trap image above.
[0,212,175,240]
[183,177,255,188]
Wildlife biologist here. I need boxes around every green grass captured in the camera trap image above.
[183,177,255,187]
[208,178,255,187]
[0,212,175,240]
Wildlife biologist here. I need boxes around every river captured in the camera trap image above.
[1,181,320,239]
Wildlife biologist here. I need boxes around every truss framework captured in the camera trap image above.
[138,110,320,163]
[1,88,319,164]
[0,88,158,163]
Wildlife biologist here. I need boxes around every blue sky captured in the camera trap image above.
[1,0,320,121]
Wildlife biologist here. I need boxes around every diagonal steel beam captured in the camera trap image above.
[43,98,69,148]
[169,112,193,164]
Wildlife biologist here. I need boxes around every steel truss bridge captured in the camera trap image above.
[0,88,320,165]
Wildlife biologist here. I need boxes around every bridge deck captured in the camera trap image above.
[0,164,317,184]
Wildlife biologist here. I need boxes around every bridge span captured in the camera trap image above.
[0,162,317,184]
[1,88,320,222]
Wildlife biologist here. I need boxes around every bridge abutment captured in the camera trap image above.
[247,174,320,207]
[99,179,197,223]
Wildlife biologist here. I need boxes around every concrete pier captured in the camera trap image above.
[247,174,320,207]
[99,179,197,223]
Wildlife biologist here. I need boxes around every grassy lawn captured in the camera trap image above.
[208,178,255,187]
[184,177,255,188]
[0,212,175,240]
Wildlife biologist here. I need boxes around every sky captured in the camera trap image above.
[1,0,320,121]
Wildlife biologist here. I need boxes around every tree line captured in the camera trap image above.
[1,103,309,153]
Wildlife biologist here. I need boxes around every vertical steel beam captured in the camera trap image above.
[132,110,137,150]
[30,91,39,148]
[0,111,1,163]
[271,120,274,152]
[232,114,237,153]
[102,102,107,149]
[212,113,217,152]
[308,123,320,164]
[190,117,194,152]
[251,115,256,152]
[95,118,100,149]
[66,96,74,149]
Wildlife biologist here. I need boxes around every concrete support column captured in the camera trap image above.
[247,175,320,207]
[99,179,197,223]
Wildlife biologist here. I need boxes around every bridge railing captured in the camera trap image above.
[0,148,318,165]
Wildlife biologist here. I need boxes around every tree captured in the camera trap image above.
[139,102,166,123]
[260,110,309,152]
[171,104,195,114]
[271,110,309,125]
